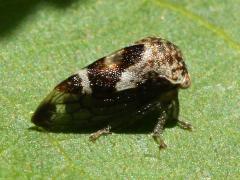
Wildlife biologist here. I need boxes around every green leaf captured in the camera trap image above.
[1,0,239,178]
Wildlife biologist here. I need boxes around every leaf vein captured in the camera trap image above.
[153,0,240,52]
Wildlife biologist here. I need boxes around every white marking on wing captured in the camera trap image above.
[116,44,152,91]
[77,69,92,94]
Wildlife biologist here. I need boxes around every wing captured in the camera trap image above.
[31,78,152,132]
[31,71,173,131]
[31,44,146,130]
[87,43,145,96]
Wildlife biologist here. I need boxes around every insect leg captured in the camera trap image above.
[152,110,167,149]
[177,119,193,131]
[89,125,112,142]
[169,92,193,131]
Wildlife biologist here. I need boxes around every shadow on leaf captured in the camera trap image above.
[0,0,80,38]
[28,111,178,135]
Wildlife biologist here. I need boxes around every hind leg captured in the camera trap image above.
[89,125,112,142]
[177,120,193,131]
[88,111,136,142]
[152,108,167,149]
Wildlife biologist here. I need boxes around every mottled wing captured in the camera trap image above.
[87,43,145,95]
[31,44,146,130]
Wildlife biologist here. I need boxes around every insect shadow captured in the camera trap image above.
[0,0,81,38]
[28,110,178,135]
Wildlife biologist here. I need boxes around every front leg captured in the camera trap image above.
[167,91,193,131]
[152,109,167,149]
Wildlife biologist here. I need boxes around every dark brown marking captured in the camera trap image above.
[147,59,154,68]
[55,74,82,94]
[121,44,144,67]
[174,53,182,62]
[167,55,174,65]
[87,44,144,95]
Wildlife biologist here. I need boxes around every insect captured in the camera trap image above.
[32,37,192,149]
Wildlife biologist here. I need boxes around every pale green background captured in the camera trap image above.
[0,0,239,179]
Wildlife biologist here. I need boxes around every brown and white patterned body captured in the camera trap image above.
[32,37,191,149]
